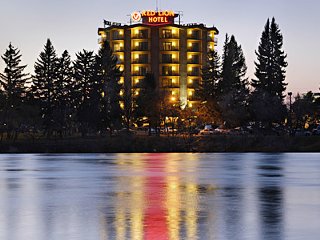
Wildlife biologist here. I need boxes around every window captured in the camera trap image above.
[162,66,173,76]
[162,54,173,63]
[162,42,172,51]
[139,41,148,50]
[162,29,172,38]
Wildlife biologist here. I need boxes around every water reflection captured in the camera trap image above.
[1,153,320,240]
[257,154,284,240]
[105,153,204,240]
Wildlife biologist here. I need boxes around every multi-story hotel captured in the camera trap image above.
[98,10,219,109]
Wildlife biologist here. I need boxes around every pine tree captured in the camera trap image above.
[73,50,96,136]
[252,18,288,100]
[218,35,249,127]
[54,50,73,136]
[0,43,30,140]
[251,18,288,126]
[95,40,122,134]
[201,50,221,100]
[134,73,160,133]
[33,39,58,136]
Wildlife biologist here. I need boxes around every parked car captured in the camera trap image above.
[294,128,311,136]
[199,128,214,135]
[312,125,320,135]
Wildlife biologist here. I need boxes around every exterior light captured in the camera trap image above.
[188,79,193,84]
[120,66,124,71]
[172,28,176,34]
[120,102,124,109]
[172,41,176,47]
[135,90,139,95]
[188,54,192,59]
[119,78,124,84]
[188,102,193,108]
[135,54,139,59]
[120,55,123,60]
[172,66,176,71]
[120,90,124,96]
[172,54,176,59]
[189,91,193,96]
[120,42,123,47]
[119,30,124,35]
[188,42,192,47]
[135,41,139,47]
[172,91,176,95]
[135,78,140,84]
[171,96,176,101]
[172,79,176,84]
[135,29,139,34]
[188,66,192,71]
[188,30,192,35]
[135,66,139,71]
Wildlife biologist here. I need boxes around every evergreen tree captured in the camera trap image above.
[199,49,222,124]
[33,39,58,136]
[134,73,160,133]
[201,50,221,100]
[95,40,122,134]
[73,49,96,136]
[251,18,288,126]
[219,35,249,127]
[54,50,73,136]
[252,18,288,99]
[0,43,30,140]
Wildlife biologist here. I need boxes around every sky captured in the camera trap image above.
[0,0,319,95]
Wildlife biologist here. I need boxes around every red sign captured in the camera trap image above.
[140,10,177,26]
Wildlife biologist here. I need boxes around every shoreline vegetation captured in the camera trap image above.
[1,135,319,153]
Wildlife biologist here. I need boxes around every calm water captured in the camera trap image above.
[0,153,320,240]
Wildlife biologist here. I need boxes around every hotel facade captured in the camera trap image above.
[98,10,219,109]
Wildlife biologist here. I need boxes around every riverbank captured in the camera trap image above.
[0,135,320,153]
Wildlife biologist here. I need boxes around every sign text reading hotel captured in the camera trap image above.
[141,10,175,24]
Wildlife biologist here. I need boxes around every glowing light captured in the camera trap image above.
[172,42,176,47]
[135,54,139,59]
[189,91,193,96]
[172,79,176,84]
[172,28,176,34]
[119,30,124,35]
[135,66,139,71]
[135,90,139,96]
[188,102,193,107]
[171,96,176,101]
[119,78,124,84]
[172,66,176,71]
[172,91,176,95]
[135,41,139,47]
[135,78,140,84]
[135,29,139,34]
[120,90,124,96]
[188,79,193,84]
[172,54,176,59]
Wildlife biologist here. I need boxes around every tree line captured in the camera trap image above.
[0,18,319,140]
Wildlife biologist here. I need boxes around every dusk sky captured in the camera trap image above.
[1,0,319,95]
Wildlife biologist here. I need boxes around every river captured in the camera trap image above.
[0,153,319,239]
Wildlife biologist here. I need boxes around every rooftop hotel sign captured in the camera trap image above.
[131,10,177,26]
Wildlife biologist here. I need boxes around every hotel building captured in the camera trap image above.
[98,10,219,109]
